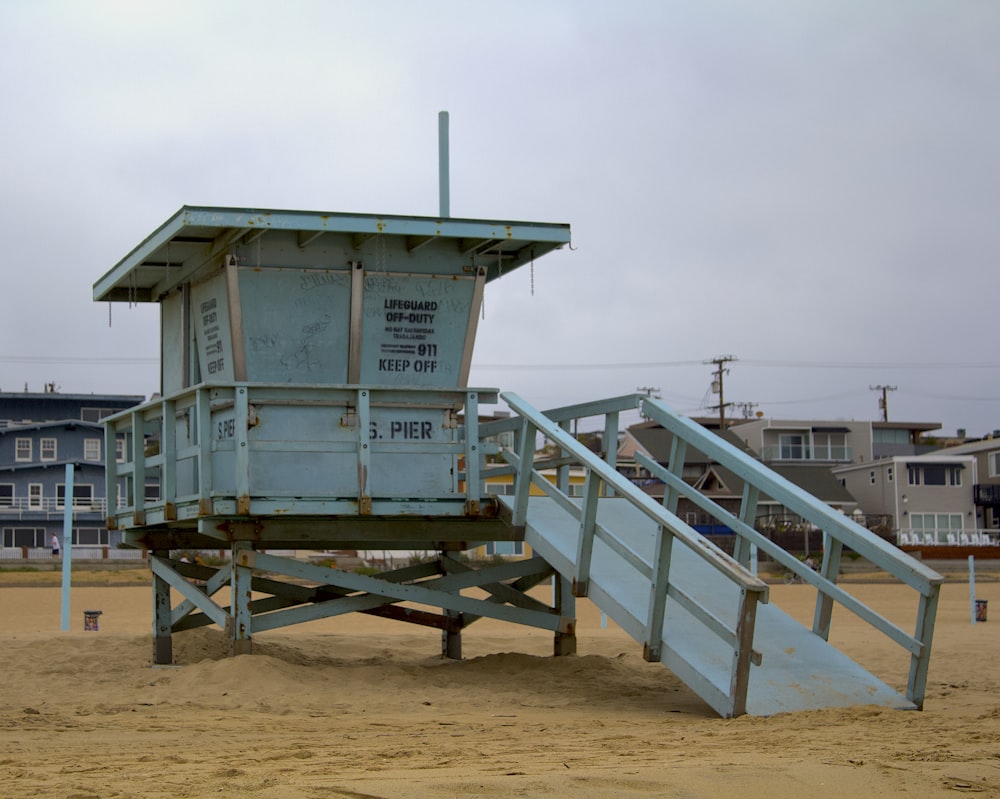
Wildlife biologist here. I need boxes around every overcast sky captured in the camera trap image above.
[1,0,997,436]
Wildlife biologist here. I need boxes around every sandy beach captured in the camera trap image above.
[1,571,998,798]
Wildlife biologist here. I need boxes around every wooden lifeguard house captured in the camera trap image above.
[93,121,943,718]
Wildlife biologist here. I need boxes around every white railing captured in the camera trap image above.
[898,530,998,547]
[0,498,107,515]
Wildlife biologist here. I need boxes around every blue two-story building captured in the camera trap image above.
[0,390,144,558]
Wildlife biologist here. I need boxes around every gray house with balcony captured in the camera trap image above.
[0,390,144,557]
[833,454,981,546]
[727,418,941,466]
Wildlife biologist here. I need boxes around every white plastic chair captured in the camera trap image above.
[960,532,972,546]
[924,533,936,546]
[899,532,911,546]
[947,533,958,545]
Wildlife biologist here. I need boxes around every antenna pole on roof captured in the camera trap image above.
[438,110,450,218]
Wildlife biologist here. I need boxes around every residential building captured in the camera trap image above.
[727,418,941,466]
[619,420,857,552]
[833,454,979,546]
[926,437,1000,534]
[0,390,144,557]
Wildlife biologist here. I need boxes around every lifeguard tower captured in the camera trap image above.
[94,123,942,718]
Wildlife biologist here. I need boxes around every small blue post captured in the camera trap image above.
[60,464,74,631]
[969,555,976,625]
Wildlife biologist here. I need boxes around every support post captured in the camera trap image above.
[553,573,577,656]
[440,551,463,660]
[152,550,173,664]
[230,542,253,656]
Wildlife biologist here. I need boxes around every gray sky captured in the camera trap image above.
[1,0,998,436]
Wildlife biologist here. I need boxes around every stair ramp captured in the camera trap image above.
[481,393,943,718]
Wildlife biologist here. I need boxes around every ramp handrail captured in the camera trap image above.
[635,395,940,710]
[492,392,767,717]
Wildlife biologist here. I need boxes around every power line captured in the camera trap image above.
[0,355,157,364]
[470,358,1000,372]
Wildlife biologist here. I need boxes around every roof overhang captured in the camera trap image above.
[93,205,572,303]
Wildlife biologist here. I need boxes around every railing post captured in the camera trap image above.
[196,388,213,516]
[103,417,118,531]
[130,409,145,526]
[602,411,619,497]
[734,483,760,567]
[729,586,760,717]
[813,532,843,639]
[464,391,481,514]
[234,386,250,515]
[663,437,687,515]
[574,470,600,596]
[556,420,571,496]
[511,417,536,528]
[906,584,940,710]
[643,518,674,663]
[356,388,372,514]
[161,398,177,521]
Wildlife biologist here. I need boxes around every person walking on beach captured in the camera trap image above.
[51,533,60,558]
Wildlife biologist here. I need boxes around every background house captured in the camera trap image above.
[727,417,941,466]
[924,437,1000,535]
[0,389,144,558]
[833,454,980,546]
[620,419,857,556]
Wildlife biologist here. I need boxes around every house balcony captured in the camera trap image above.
[759,445,852,463]
[0,497,107,519]
[974,483,1000,507]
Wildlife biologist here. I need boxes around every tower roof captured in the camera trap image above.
[93,205,571,303]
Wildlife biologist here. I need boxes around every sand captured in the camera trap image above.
[0,573,998,798]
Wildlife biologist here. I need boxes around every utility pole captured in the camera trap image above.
[637,387,661,420]
[705,355,737,430]
[870,385,897,422]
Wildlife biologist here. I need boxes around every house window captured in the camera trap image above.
[874,428,910,445]
[779,434,808,460]
[869,471,876,485]
[907,466,921,486]
[813,432,847,460]
[990,452,1000,478]
[57,483,94,509]
[145,483,161,502]
[887,466,894,483]
[28,484,42,509]
[40,438,57,461]
[0,484,13,507]
[116,437,126,463]
[2,527,46,547]
[15,438,31,462]
[920,465,962,486]
[910,512,964,543]
[73,527,109,546]
[84,438,101,461]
